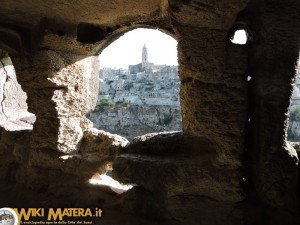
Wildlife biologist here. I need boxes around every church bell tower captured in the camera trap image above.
[142,44,148,63]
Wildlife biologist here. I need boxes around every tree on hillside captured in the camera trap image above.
[289,105,300,121]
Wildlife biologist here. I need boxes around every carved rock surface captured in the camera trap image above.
[12,52,100,153]
[0,127,31,181]
[0,1,300,225]
[113,132,245,223]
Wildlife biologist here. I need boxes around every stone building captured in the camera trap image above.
[0,1,300,225]
[128,45,155,73]
[96,45,180,106]
[142,44,148,63]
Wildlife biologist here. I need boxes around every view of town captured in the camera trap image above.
[287,67,300,141]
[86,25,299,143]
[88,41,300,142]
[88,44,182,140]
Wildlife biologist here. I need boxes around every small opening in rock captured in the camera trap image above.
[230,29,248,45]
[0,54,36,131]
[87,28,182,141]
[89,162,135,194]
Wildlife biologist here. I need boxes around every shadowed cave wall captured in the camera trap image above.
[0,0,299,225]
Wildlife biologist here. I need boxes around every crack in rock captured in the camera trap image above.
[0,60,9,120]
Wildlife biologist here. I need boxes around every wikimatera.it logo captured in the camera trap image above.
[0,208,103,225]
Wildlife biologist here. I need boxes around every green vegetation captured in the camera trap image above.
[95,98,115,112]
[289,105,300,121]
[124,82,133,91]
[97,98,115,107]
[95,98,131,112]
[116,100,130,107]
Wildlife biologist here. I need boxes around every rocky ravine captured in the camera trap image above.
[87,103,182,140]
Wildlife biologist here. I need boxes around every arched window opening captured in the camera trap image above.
[87,28,182,141]
[86,28,181,192]
[287,58,300,157]
[0,54,35,131]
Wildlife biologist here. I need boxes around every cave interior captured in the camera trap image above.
[0,0,300,225]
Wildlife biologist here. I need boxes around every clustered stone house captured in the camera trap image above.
[87,45,182,140]
[98,45,180,106]
[0,1,300,225]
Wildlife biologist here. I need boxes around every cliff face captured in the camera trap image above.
[89,63,182,140]
[88,103,182,140]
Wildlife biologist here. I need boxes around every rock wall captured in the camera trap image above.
[245,1,299,213]
[0,1,300,225]
[12,52,100,153]
[88,104,182,140]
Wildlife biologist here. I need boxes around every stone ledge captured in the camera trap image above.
[113,153,244,203]
[125,131,218,155]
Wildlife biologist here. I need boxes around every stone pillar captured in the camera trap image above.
[177,25,248,168]
[167,24,248,223]
[246,1,299,210]
[12,50,99,155]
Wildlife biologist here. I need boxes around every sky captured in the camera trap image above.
[99,28,178,69]
[231,29,247,45]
